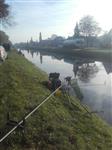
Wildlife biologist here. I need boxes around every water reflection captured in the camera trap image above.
[77,63,98,82]
[21,49,112,124]
[40,55,43,64]
[103,62,112,74]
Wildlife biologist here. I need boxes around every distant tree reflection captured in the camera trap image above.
[73,62,79,78]
[73,62,99,82]
[40,55,43,64]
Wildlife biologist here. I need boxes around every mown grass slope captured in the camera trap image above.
[0,50,112,150]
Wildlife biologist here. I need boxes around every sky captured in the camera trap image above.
[4,0,112,43]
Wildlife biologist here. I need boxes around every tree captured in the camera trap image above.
[79,15,101,47]
[0,0,11,27]
[100,29,112,48]
[74,22,80,37]
[0,30,9,44]
[0,1,12,51]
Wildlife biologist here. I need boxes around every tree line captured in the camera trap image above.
[74,15,112,48]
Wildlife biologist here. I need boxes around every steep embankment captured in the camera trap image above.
[0,50,112,150]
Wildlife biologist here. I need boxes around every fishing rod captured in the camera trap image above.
[0,85,62,143]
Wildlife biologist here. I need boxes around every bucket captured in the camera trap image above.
[55,89,62,97]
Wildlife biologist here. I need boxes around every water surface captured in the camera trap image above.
[21,50,112,124]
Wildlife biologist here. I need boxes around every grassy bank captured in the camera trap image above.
[0,50,112,150]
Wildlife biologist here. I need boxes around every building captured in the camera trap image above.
[63,38,85,48]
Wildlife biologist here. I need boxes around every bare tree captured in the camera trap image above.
[79,15,101,47]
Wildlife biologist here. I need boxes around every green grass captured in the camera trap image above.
[0,50,112,150]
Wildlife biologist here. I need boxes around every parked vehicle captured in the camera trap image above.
[0,46,7,62]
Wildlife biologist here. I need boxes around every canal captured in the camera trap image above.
[21,49,112,125]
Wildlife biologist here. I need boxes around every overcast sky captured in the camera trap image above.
[5,0,112,43]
